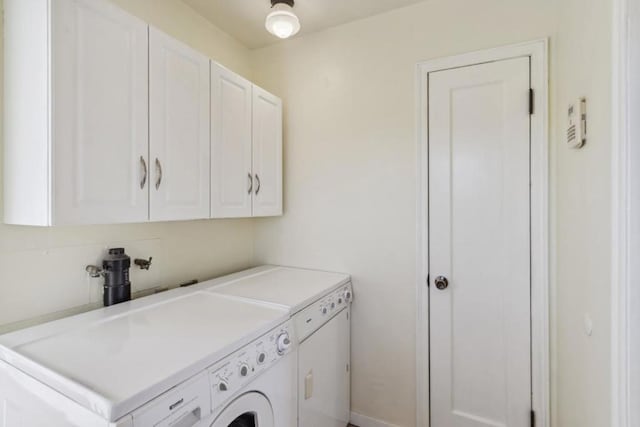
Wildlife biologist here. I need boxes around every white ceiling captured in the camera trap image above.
[182,0,427,49]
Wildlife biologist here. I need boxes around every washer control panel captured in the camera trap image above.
[209,321,293,410]
[295,282,353,342]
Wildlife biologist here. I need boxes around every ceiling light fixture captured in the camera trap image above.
[265,0,301,40]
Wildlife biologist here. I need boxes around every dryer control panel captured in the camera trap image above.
[209,321,294,411]
[295,282,353,342]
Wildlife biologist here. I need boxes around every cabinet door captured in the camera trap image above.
[211,63,253,218]
[149,27,210,222]
[299,309,351,427]
[252,86,283,217]
[52,0,149,225]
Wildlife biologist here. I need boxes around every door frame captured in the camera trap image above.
[611,0,634,425]
[415,39,550,427]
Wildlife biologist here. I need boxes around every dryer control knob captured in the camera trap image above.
[257,352,267,365]
[321,306,328,316]
[239,364,249,377]
[276,332,291,355]
[344,290,352,302]
[218,380,229,392]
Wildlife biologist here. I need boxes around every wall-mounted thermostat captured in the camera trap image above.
[567,98,587,148]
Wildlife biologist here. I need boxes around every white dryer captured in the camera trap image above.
[205,266,353,427]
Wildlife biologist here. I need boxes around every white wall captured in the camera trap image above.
[0,0,256,332]
[250,0,612,426]
[553,0,613,426]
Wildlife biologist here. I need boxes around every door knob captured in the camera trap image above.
[434,276,449,290]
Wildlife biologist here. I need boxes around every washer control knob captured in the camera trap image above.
[344,289,352,302]
[276,332,291,355]
[218,380,229,392]
[321,306,328,315]
[257,352,267,365]
[330,302,336,310]
[338,297,343,304]
[239,364,249,377]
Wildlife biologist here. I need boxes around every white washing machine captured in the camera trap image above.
[0,289,296,427]
[204,266,353,427]
[208,351,296,427]
[133,321,296,427]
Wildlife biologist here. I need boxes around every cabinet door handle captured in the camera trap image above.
[248,173,253,194]
[140,156,147,190]
[155,158,163,190]
[255,174,261,195]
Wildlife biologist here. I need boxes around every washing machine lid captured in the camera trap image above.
[211,392,274,427]
[205,266,350,313]
[0,291,288,422]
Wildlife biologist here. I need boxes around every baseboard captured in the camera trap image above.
[350,411,402,427]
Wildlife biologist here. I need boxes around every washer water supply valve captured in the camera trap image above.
[134,257,153,270]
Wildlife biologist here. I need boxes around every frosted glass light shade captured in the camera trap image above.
[265,3,301,39]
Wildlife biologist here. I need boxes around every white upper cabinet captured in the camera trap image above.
[252,86,283,217]
[4,0,149,226]
[211,63,253,218]
[149,27,211,222]
[4,0,282,226]
[211,65,283,219]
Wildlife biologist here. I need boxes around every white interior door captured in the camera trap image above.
[52,0,149,225]
[429,57,532,427]
[298,309,350,427]
[252,86,283,217]
[149,27,210,222]
[210,63,253,218]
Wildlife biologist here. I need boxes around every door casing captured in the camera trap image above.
[415,39,550,427]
